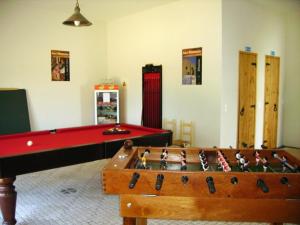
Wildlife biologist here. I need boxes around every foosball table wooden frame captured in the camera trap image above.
[102,146,300,225]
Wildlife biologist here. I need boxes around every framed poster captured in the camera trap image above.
[51,50,70,81]
[182,47,202,85]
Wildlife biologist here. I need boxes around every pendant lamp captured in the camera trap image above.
[63,0,92,27]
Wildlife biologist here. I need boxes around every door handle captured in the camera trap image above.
[250,104,255,108]
[274,104,278,111]
[240,107,245,116]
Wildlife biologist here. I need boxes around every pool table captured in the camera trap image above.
[0,123,172,225]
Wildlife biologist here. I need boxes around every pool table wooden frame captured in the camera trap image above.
[0,124,172,225]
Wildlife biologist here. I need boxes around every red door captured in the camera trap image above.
[142,65,162,128]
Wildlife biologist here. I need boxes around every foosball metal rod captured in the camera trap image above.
[272,152,296,172]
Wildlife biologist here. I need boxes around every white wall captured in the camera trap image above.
[0,1,107,130]
[221,0,286,148]
[283,10,300,148]
[107,0,222,147]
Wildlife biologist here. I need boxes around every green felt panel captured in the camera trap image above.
[0,89,31,135]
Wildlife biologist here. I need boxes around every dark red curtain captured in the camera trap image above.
[142,66,162,128]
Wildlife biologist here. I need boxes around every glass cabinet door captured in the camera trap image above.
[95,90,119,124]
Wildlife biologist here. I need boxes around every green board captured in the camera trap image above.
[0,89,31,135]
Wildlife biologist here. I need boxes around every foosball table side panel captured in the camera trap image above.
[102,169,300,199]
[120,195,300,223]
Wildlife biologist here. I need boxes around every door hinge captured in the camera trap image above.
[242,142,248,148]
[266,63,271,66]
[250,104,256,108]
[251,62,256,66]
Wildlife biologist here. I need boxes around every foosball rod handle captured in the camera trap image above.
[155,174,164,191]
[257,179,269,193]
[129,172,140,189]
[206,176,216,194]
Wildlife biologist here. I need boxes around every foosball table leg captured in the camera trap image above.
[123,217,147,225]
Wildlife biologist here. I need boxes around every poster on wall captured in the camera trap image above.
[51,50,70,81]
[182,47,202,85]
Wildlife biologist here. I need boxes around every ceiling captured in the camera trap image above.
[4,0,179,22]
[251,0,300,13]
[3,0,299,23]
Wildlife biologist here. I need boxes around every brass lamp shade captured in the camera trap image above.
[63,0,92,27]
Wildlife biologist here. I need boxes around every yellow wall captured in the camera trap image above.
[107,0,222,147]
[283,10,300,148]
[0,1,107,130]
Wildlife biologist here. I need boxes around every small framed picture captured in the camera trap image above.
[51,50,70,81]
[182,47,202,85]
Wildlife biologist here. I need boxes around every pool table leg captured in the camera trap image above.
[0,177,17,225]
[123,217,147,225]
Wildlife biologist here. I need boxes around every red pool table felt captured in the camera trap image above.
[0,124,167,158]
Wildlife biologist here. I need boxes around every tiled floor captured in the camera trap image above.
[0,159,295,225]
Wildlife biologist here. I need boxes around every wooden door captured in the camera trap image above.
[237,51,257,149]
[263,56,280,148]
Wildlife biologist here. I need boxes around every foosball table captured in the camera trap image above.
[102,142,300,225]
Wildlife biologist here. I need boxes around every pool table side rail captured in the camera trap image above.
[0,131,172,178]
[0,126,172,159]
[0,123,168,140]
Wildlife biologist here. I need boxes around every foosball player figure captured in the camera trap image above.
[202,162,209,171]
[217,150,222,157]
[181,159,187,171]
[162,148,168,160]
[243,159,250,172]
[217,157,223,170]
[239,155,245,171]
[144,149,150,156]
[160,154,167,170]
[180,150,186,159]
[262,157,269,172]
[200,154,206,163]
[235,150,241,165]
[140,153,147,169]
[254,150,260,166]
[199,150,205,158]
[200,152,206,162]
[160,149,168,170]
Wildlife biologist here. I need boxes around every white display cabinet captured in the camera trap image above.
[94,84,119,124]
